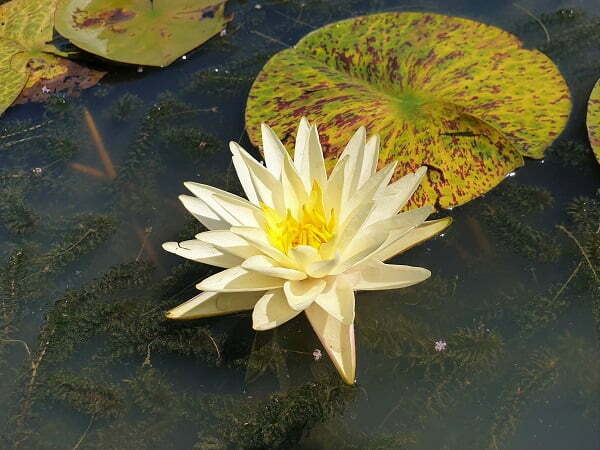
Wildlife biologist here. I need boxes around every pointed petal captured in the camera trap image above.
[283,278,326,311]
[341,161,396,223]
[162,240,242,268]
[338,126,366,202]
[324,155,349,216]
[281,142,309,213]
[195,230,261,259]
[178,195,227,230]
[348,260,430,291]
[336,201,375,255]
[184,182,263,228]
[230,142,285,212]
[293,117,311,171]
[370,218,452,262]
[230,226,295,267]
[383,166,427,203]
[252,289,301,330]
[364,205,434,235]
[307,253,340,278]
[166,291,261,320]
[261,123,287,179]
[315,276,355,325]
[358,134,380,188]
[297,124,327,191]
[197,266,285,292]
[305,304,356,384]
[289,245,320,272]
[232,154,259,204]
[306,124,327,188]
[242,255,307,281]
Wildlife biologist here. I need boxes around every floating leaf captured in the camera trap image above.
[245,12,571,209]
[586,79,600,164]
[14,58,106,104]
[55,0,231,67]
[0,0,104,115]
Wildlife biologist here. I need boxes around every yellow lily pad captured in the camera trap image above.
[0,0,104,115]
[587,79,600,164]
[245,12,572,209]
[54,0,231,67]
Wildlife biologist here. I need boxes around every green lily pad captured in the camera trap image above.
[0,0,104,115]
[54,0,231,67]
[586,79,600,164]
[245,12,571,209]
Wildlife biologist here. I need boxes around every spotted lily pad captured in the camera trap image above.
[55,0,231,67]
[0,0,104,115]
[245,12,571,209]
[586,79,600,164]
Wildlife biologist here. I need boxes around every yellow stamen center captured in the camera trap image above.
[261,181,336,254]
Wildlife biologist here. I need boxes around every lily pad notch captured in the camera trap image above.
[245,12,571,209]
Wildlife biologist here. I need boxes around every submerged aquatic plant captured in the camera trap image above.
[163,119,451,383]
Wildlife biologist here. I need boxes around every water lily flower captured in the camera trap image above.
[163,118,451,384]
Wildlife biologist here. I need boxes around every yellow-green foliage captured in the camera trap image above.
[246,12,571,209]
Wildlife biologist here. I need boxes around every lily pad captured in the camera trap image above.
[245,12,571,209]
[54,0,231,67]
[586,79,600,164]
[0,0,104,115]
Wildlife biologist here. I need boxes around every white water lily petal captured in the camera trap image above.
[350,260,431,290]
[232,154,259,204]
[337,126,366,197]
[307,253,340,278]
[297,124,327,191]
[371,218,452,262]
[166,291,262,320]
[261,123,287,179]
[162,240,242,268]
[336,201,375,255]
[305,303,356,384]
[230,226,295,267]
[365,167,429,227]
[364,205,434,235]
[230,141,285,212]
[195,230,261,259]
[178,195,227,230]
[283,278,326,311]
[358,134,380,188]
[281,144,308,213]
[252,289,301,330]
[315,276,355,325]
[242,255,307,280]
[184,182,262,228]
[324,155,348,217]
[293,117,311,174]
[197,266,285,292]
[341,161,397,223]
[289,245,320,272]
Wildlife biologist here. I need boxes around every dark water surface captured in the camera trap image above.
[1,0,599,449]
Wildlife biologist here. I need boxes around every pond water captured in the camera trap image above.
[1,0,599,449]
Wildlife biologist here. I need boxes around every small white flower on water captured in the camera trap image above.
[32,167,43,176]
[182,55,187,60]
[434,340,447,352]
[41,86,50,94]
[220,29,227,37]
[254,4,262,9]
[163,118,451,384]
[137,66,144,73]
[312,349,322,361]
